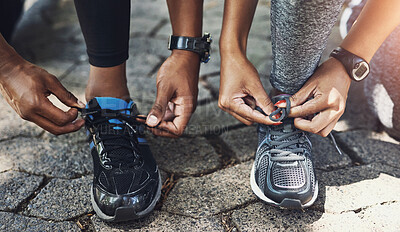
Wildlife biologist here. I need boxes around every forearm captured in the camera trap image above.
[219,0,258,56]
[0,34,19,68]
[166,0,203,60]
[340,0,400,62]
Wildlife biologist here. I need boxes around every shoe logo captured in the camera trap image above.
[93,134,112,169]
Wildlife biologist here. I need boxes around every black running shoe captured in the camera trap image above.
[83,97,161,222]
[250,95,318,209]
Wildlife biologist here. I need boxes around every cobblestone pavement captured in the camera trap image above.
[1,0,399,231]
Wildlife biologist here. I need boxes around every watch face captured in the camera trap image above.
[352,61,369,81]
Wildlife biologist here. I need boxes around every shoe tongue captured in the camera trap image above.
[87,97,134,128]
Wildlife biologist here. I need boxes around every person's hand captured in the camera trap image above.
[146,50,200,137]
[218,55,276,125]
[0,55,85,135]
[276,57,351,137]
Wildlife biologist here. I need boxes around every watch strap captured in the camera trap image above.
[168,33,211,63]
[330,47,370,81]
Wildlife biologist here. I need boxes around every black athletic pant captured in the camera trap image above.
[0,0,24,42]
[74,0,131,67]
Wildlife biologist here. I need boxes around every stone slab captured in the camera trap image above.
[24,175,92,221]
[308,133,352,170]
[0,97,43,141]
[0,171,44,211]
[231,202,369,232]
[147,136,221,176]
[336,130,400,168]
[314,163,400,213]
[220,126,258,162]
[358,201,400,231]
[0,137,92,178]
[163,161,256,217]
[92,211,224,232]
[0,212,79,232]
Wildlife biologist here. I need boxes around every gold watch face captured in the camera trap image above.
[352,61,369,81]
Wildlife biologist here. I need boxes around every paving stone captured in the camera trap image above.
[0,97,43,141]
[336,130,400,168]
[358,201,400,231]
[314,163,400,213]
[0,137,92,178]
[163,161,255,217]
[147,136,220,176]
[24,175,92,221]
[231,202,368,232]
[308,133,352,170]
[184,101,239,135]
[92,211,224,232]
[220,126,258,162]
[0,171,44,211]
[0,212,79,232]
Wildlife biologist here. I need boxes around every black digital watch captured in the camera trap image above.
[168,33,212,63]
[330,47,370,82]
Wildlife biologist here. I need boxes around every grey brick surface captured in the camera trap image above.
[147,136,221,176]
[220,126,258,162]
[336,130,400,168]
[0,171,44,211]
[0,212,80,232]
[92,211,224,232]
[0,137,92,178]
[24,176,92,221]
[163,161,256,217]
[314,163,400,213]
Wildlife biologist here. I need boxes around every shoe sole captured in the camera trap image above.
[250,162,318,209]
[91,172,162,222]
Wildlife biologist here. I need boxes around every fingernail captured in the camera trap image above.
[147,115,158,126]
[274,100,286,106]
[77,100,86,108]
[273,114,281,119]
[273,122,283,126]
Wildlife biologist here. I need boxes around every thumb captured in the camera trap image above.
[48,76,85,108]
[275,84,314,109]
[147,92,171,127]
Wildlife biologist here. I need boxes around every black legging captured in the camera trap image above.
[74,0,131,67]
[0,0,24,42]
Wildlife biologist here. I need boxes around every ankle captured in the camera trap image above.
[86,63,131,101]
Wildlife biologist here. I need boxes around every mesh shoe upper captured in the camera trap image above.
[253,101,316,205]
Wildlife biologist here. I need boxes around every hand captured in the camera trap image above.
[0,55,85,135]
[218,55,275,125]
[277,57,351,137]
[146,50,200,137]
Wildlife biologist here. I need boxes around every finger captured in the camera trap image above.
[228,110,253,125]
[288,96,328,118]
[294,110,337,134]
[251,85,275,115]
[227,99,276,125]
[318,115,341,137]
[289,83,316,107]
[30,114,85,135]
[147,87,173,127]
[36,98,79,126]
[156,104,192,136]
[147,127,179,138]
[47,75,85,108]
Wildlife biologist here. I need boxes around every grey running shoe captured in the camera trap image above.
[250,97,318,209]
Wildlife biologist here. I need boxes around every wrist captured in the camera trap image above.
[327,57,352,82]
[219,37,246,58]
[171,49,201,63]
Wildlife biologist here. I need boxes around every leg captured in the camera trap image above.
[74,0,131,101]
[0,0,24,42]
[270,0,344,94]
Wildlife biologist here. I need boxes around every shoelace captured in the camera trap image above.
[78,108,154,168]
[265,95,343,156]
